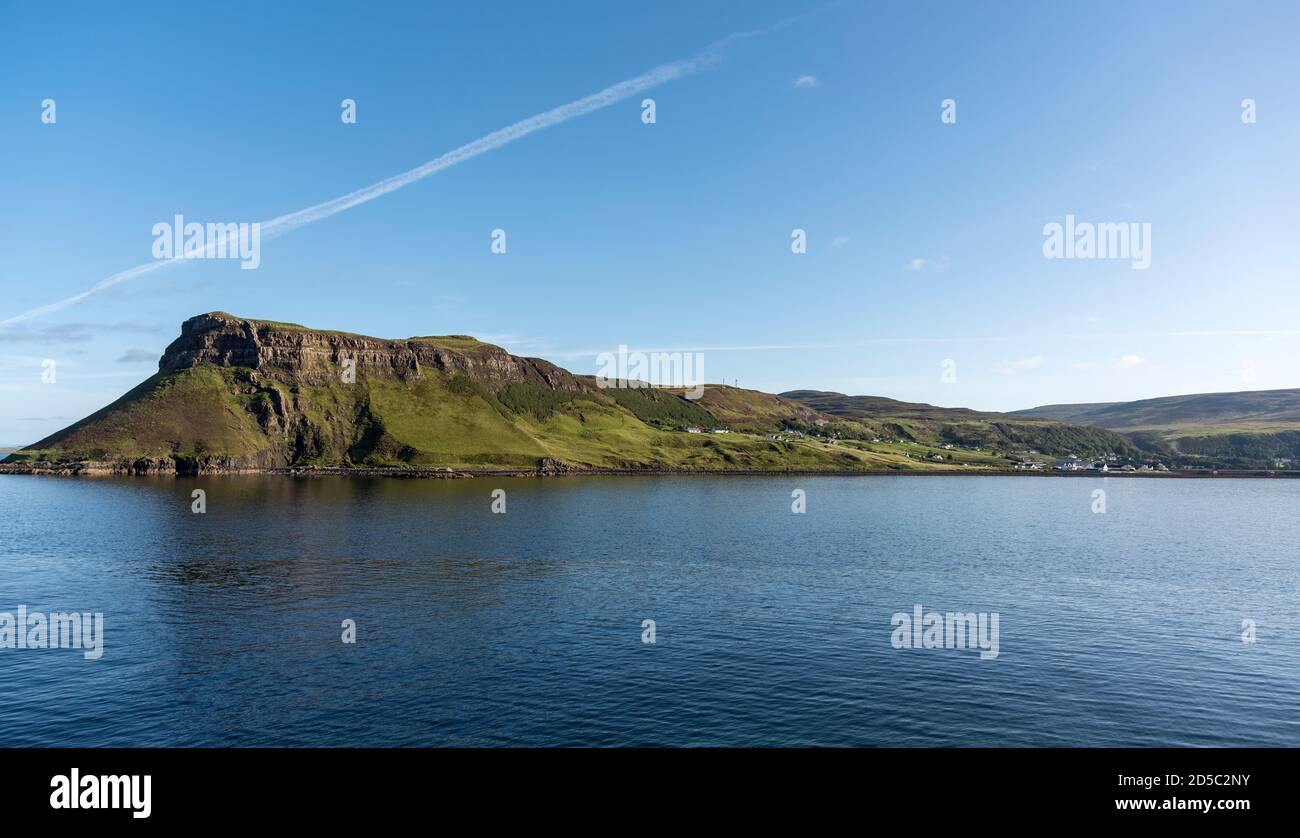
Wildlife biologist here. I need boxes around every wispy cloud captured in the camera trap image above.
[544,336,962,361]
[992,356,1044,375]
[1062,329,1300,340]
[792,74,819,88]
[831,235,850,248]
[0,321,165,344]
[0,353,77,370]
[532,329,1295,365]
[115,348,157,364]
[904,256,950,272]
[1072,354,1145,372]
[1,13,822,328]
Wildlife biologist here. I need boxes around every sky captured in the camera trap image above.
[1,0,1298,445]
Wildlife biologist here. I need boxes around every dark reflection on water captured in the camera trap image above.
[1,474,1298,746]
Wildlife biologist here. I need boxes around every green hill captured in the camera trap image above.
[2,313,927,474]
[780,390,1145,459]
[1010,388,1300,430]
[667,385,828,431]
[1011,388,1300,465]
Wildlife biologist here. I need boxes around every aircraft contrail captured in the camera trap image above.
[1,15,811,328]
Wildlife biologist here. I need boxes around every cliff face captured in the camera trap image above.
[160,312,590,392]
[4,313,628,473]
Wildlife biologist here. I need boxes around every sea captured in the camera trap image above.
[2,473,1297,746]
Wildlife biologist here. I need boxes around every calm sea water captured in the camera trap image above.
[1,473,1297,747]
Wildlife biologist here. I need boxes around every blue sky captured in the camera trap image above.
[1,0,1297,444]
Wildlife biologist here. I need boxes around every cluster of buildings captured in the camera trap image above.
[1018,454,1168,472]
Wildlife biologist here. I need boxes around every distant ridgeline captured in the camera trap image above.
[1010,389,1300,469]
[3,312,1293,474]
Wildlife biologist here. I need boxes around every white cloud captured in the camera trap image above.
[992,356,1044,375]
[831,235,850,248]
[792,75,819,88]
[0,354,78,370]
[1070,354,1145,372]
[905,258,927,271]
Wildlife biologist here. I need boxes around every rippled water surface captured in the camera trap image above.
[2,473,1297,746]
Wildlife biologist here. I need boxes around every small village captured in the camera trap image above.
[683,423,1154,469]
[1020,454,1170,472]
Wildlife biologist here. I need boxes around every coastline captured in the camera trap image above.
[1,462,1296,479]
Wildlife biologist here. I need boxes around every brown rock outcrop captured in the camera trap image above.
[159,312,591,393]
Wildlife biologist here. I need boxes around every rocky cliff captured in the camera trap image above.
[161,312,590,392]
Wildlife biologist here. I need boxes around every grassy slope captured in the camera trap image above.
[13,367,273,461]
[781,390,1000,421]
[7,365,921,472]
[780,391,1143,458]
[1010,388,1300,463]
[1010,388,1300,430]
[668,385,823,431]
[372,379,913,471]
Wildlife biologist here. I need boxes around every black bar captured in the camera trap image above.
[8,747,1281,824]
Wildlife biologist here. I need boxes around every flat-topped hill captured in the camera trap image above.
[6,313,1224,475]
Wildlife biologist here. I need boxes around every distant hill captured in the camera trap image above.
[1009,388,1300,430]
[1010,388,1300,465]
[780,391,1144,458]
[781,390,1002,421]
[669,386,827,431]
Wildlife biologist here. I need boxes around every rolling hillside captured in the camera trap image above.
[1010,388,1300,430]
[1011,389,1300,464]
[780,390,1145,458]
